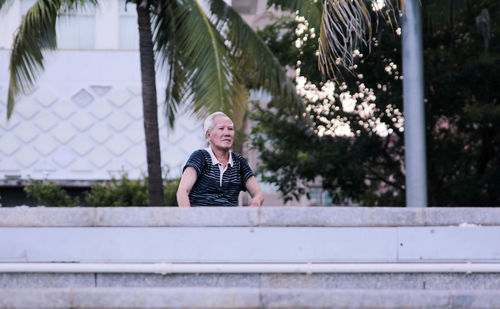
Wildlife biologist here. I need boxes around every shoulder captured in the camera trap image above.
[231,152,253,185]
[192,149,209,156]
[231,152,251,169]
[189,149,210,160]
[231,152,247,162]
[185,149,210,172]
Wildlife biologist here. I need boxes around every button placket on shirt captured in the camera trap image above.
[218,163,228,187]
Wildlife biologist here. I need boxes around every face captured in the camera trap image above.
[207,116,234,151]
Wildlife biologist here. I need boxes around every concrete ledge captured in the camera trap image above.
[1,288,500,308]
[1,207,500,227]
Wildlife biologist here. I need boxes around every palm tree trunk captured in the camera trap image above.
[137,4,164,206]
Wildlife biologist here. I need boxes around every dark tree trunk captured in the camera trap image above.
[137,4,164,206]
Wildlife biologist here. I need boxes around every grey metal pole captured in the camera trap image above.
[401,0,427,207]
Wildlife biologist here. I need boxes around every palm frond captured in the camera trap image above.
[7,0,98,118]
[0,0,9,11]
[162,57,190,128]
[155,0,239,126]
[208,0,303,112]
[153,0,190,127]
[273,0,402,79]
[318,0,400,78]
[230,79,250,153]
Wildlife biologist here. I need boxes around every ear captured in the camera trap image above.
[205,130,210,140]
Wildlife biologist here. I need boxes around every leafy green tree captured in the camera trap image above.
[252,0,499,206]
[252,13,405,205]
[0,0,300,205]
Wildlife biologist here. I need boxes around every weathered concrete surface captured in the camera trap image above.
[1,288,500,309]
[1,207,500,227]
[0,273,95,288]
[0,288,260,309]
[3,273,500,290]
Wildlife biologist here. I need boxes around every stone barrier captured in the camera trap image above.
[1,206,500,227]
[1,207,500,308]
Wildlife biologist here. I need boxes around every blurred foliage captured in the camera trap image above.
[251,0,499,206]
[24,174,180,206]
[423,0,500,206]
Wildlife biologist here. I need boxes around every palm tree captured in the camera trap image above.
[0,0,301,205]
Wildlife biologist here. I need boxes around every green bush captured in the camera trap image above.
[163,177,180,206]
[24,174,180,207]
[24,180,80,207]
[84,174,149,206]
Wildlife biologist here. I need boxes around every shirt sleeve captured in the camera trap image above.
[183,150,206,177]
[239,156,254,192]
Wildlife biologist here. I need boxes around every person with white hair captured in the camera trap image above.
[177,112,264,207]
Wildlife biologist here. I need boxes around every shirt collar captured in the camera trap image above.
[206,147,233,167]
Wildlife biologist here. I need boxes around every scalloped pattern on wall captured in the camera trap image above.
[0,85,205,180]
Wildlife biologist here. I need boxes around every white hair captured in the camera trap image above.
[203,112,231,133]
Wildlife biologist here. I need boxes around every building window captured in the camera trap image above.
[21,0,96,49]
[57,14,96,49]
[119,0,139,49]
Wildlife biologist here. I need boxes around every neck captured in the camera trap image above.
[210,145,230,163]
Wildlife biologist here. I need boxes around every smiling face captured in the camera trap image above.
[206,116,234,151]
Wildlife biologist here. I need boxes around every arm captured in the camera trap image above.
[245,176,264,206]
[176,167,198,207]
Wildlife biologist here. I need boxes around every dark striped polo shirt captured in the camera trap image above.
[183,149,254,206]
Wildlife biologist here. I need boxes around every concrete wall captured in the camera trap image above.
[2,207,500,308]
[0,49,206,182]
[2,206,500,263]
